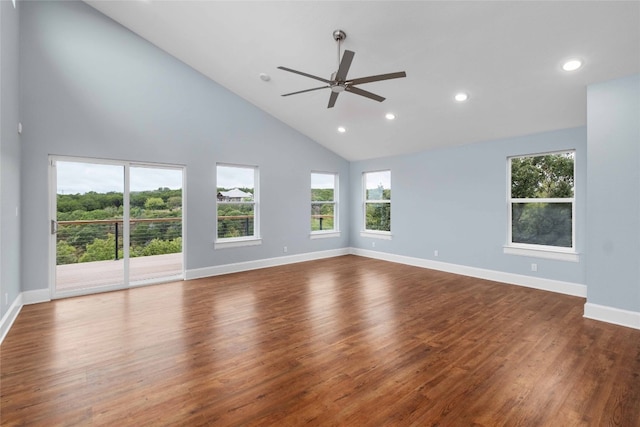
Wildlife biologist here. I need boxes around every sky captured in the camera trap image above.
[217,165,255,189]
[365,170,391,190]
[56,161,183,194]
[311,172,335,189]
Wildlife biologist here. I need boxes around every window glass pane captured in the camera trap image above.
[365,171,391,201]
[217,165,254,194]
[311,203,334,231]
[366,203,391,231]
[217,203,254,238]
[512,202,572,247]
[311,173,335,201]
[511,152,574,198]
[217,165,256,239]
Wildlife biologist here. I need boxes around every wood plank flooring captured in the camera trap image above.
[2,255,639,426]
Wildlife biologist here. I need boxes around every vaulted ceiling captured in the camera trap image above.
[85,1,640,161]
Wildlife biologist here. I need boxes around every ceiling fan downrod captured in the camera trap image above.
[331,30,348,92]
[333,29,346,72]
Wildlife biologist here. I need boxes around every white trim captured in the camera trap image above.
[350,248,586,297]
[360,231,392,240]
[507,150,576,252]
[311,171,338,234]
[49,157,186,297]
[503,246,579,262]
[584,303,640,330]
[363,169,391,234]
[0,294,23,345]
[310,231,341,239]
[1,290,52,344]
[215,237,262,249]
[216,163,259,241]
[129,274,184,288]
[186,248,350,280]
[23,289,52,305]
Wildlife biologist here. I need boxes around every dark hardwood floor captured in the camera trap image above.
[1,255,639,426]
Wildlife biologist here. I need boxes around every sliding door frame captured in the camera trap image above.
[49,155,186,299]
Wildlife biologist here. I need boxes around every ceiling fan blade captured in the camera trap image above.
[345,86,385,102]
[281,86,329,97]
[335,50,355,82]
[327,91,339,108]
[348,71,407,85]
[277,66,332,84]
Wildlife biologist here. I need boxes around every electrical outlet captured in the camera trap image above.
[531,263,537,272]
[283,246,287,253]
[372,241,376,248]
[434,250,439,257]
[4,293,7,305]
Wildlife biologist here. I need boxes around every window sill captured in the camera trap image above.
[215,237,262,249]
[360,231,392,240]
[503,245,579,262]
[310,231,341,239]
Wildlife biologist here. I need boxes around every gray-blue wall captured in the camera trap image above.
[350,127,587,285]
[586,74,640,313]
[8,0,640,324]
[1,0,22,319]
[19,0,349,292]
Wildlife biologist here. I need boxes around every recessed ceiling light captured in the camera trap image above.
[454,92,469,102]
[259,73,271,82]
[337,126,346,133]
[385,113,396,120]
[562,59,583,72]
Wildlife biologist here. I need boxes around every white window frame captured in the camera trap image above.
[215,163,261,249]
[310,171,340,239]
[361,170,392,240]
[504,150,578,262]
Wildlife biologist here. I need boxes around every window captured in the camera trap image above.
[362,170,391,236]
[311,172,339,237]
[216,164,260,247]
[507,151,576,258]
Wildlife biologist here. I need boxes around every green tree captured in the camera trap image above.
[311,188,334,201]
[511,153,574,247]
[56,240,78,265]
[167,196,182,209]
[79,234,120,262]
[511,153,574,199]
[144,197,166,210]
[132,237,182,257]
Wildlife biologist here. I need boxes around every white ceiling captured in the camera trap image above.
[85,1,640,161]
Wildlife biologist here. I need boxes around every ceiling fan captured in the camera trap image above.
[278,30,407,108]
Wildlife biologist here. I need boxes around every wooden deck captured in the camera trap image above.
[56,253,183,291]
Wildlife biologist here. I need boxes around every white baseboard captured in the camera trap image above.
[23,289,51,305]
[584,303,640,330]
[350,248,587,298]
[1,289,51,345]
[11,250,635,346]
[185,248,351,280]
[0,293,23,345]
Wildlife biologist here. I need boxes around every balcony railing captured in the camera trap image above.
[311,214,334,231]
[56,217,182,263]
[217,215,254,238]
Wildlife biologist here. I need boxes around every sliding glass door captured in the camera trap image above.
[129,165,183,285]
[51,157,184,298]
